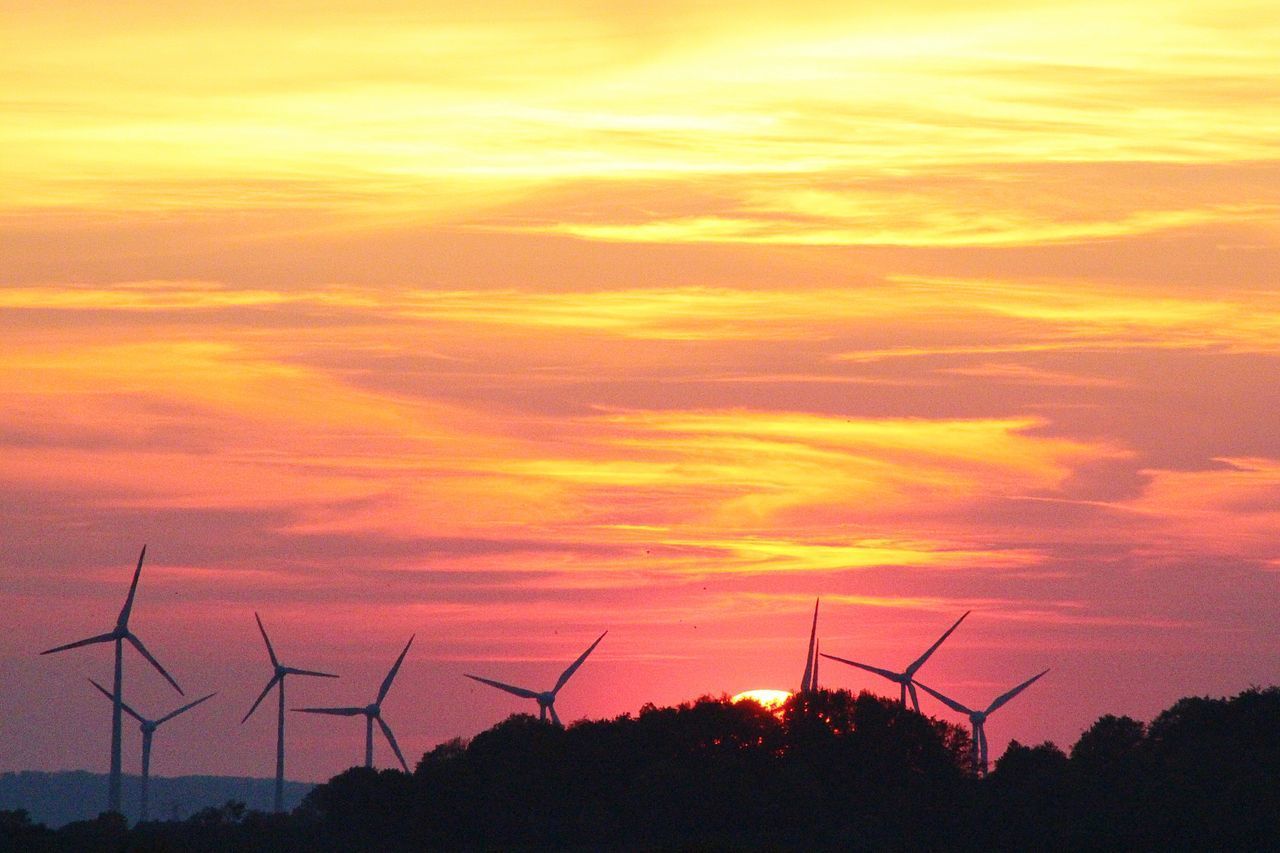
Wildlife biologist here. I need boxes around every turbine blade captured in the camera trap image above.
[819,653,902,684]
[242,675,282,723]
[552,630,607,694]
[293,706,365,716]
[126,633,184,695]
[285,667,339,679]
[88,678,144,723]
[985,669,1050,715]
[549,703,562,727]
[117,545,147,628]
[979,723,990,771]
[377,716,409,772]
[254,613,278,667]
[800,599,818,693]
[464,674,540,700]
[40,632,117,655]
[907,681,921,713]
[157,692,215,725]
[376,635,414,704]
[904,610,970,676]
[913,680,975,716]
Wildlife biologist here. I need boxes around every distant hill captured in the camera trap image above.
[0,770,312,828]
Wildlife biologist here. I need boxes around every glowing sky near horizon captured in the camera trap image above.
[2,0,1278,784]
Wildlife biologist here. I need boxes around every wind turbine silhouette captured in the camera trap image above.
[241,612,337,812]
[88,679,214,822]
[821,611,970,712]
[800,599,820,694]
[40,545,183,814]
[915,669,1050,775]
[466,631,607,726]
[295,636,414,772]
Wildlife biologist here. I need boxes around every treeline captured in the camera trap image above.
[3,687,1277,851]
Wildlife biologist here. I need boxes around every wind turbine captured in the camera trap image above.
[820,610,970,712]
[295,636,414,772]
[88,680,214,822]
[40,545,183,814]
[915,669,1050,775]
[241,612,338,812]
[812,640,820,692]
[466,630,607,726]
[800,599,820,694]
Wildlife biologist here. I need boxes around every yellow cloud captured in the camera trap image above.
[4,0,1276,218]
[523,206,1269,248]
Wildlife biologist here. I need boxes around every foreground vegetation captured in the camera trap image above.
[3,686,1277,851]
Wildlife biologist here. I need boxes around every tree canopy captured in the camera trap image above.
[4,686,1278,851]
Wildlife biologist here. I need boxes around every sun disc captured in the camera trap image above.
[731,689,792,710]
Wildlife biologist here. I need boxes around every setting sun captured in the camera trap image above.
[731,689,793,712]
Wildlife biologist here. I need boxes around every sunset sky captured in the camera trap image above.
[3,0,1278,784]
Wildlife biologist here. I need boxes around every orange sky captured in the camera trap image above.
[3,0,1278,782]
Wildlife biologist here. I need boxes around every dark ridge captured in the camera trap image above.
[0,771,312,829]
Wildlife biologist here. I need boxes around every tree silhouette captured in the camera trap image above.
[11,686,1280,851]
[1139,687,1280,848]
[985,741,1070,849]
[0,810,53,853]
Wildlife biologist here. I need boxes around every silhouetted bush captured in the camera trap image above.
[984,740,1071,850]
[0,809,54,853]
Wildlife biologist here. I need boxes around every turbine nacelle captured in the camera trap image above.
[242,613,339,725]
[294,635,414,773]
[821,610,970,714]
[915,668,1049,775]
[467,631,606,728]
[88,678,215,734]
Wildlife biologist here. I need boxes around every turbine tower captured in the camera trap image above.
[821,610,970,712]
[88,680,214,822]
[915,669,1049,775]
[800,599,820,694]
[466,630,607,726]
[295,636,414,772]
[813,640,820,691]
[40,545,184,814]
[242,612,338,812]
